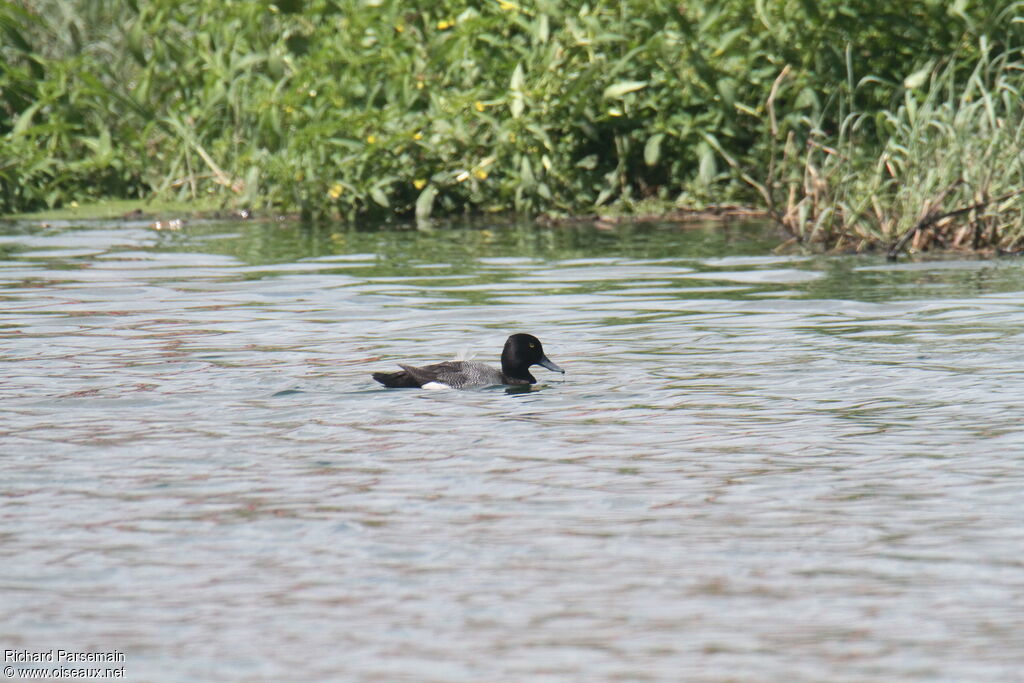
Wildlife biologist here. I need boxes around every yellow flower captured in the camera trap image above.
[394,24,404,33]
[416,81,425,90]
[474,101,485,112]
[497,0,519,10]
[327,182,344,199]
[413,179,427,190]
[366,134,378,144]
[473,169,488,180]
[437,19,453,30]
[413,132,423,140]
[308,89,317,98]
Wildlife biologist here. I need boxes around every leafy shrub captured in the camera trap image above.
[1,0,1021,234]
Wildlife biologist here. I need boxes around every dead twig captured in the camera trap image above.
[887,184,1024,260]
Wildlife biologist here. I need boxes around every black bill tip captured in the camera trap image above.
[538,355,564,374]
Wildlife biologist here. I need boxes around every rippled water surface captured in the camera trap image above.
[2,217,1024,681]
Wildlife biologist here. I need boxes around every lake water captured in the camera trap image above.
[1,216,1023,681]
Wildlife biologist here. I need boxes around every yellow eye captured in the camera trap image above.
[529,343,536,348]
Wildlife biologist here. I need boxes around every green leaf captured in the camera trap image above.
[370,186,390,207]
[12,100,44,136]
[644,133,664,166]
[0,1,43,52]
[754,0,773,31]
[509,62,526,118]
[904,90,918,125]
[242,165,260,205]
[602,80,647,99]
[510,62,525,91]
[698,144,717,184]
[714,27,746,56]
[536,14,549,43]
[415,184,437,219]
[716,78,736,107]
[96,127,112,160]
[903,64,931,90]
[0,22,30,53]
[126,19,147,66]
[519,156,535,186]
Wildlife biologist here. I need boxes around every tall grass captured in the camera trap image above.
[1,0,1022,250]
[727,40,1024,255]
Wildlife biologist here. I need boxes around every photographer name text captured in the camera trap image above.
[4,650,125,664]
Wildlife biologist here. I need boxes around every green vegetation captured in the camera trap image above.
[731,36,1024,255]
[2,0,1023,253]
[3,198,221,221]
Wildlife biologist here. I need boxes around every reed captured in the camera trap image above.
[727,41,1024,255]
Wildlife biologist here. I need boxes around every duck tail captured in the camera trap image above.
[372,370,420,388]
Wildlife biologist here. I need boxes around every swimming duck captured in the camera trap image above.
[372,333,564,389]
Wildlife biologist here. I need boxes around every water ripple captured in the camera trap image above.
[2,219,1023,680]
